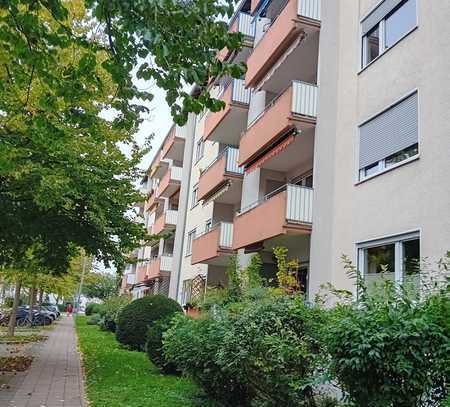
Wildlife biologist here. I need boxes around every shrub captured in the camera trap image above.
[324,264,450,407]
[163,313,252,406]
[85,303,102,316]
[145,316,176,373]
[216,295,326,406]
[116,295,182,351]
[87,314,101,325]
[98,296,131,332]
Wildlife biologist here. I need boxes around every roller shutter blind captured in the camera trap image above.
[359,92,418,169]
[361,0,405,36]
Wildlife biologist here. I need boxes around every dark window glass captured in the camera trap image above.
[363,162,379,177]
[366,244,396,290]
[403,238,420,288]
[366,25,380,64]
[385,0,416,48]
[385,143,418,167]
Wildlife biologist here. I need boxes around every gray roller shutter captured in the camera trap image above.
[359,92,418,169]
[361,0,404,36]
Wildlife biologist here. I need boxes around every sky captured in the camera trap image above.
[132,79,173,171]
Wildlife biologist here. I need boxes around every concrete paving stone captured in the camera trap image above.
[0,317,86,407]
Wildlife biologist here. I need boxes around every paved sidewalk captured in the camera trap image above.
[0,316,86,407]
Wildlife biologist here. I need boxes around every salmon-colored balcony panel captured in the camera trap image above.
[246,0,320,88]
[136,265,148,283]
[192,223,234,266]
[233,185,312,250]
[218,13,255,62]
[147,258,161,279]
[147,255,173,279]
[152,210,178,235]
[162,127,185,162]
[155,166,182,198]
[198,148,243,201]
[239,81,317,166]
[203,79,251,144]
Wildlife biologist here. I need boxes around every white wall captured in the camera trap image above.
[309,0,450,297]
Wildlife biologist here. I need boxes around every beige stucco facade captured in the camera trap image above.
[309,0,450,296]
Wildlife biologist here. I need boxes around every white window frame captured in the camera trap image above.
[360,0,418,70]
[357,230,420,286]
[191,185,198,209]
[195,139,204,163]
[186,229,196,256]
[205,219,212,232]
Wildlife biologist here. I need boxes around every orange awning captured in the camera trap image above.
[245,134,296,174]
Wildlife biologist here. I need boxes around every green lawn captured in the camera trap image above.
[75,316,215,407]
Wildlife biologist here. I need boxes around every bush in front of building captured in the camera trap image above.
[145,316,177,373]
[85,303,102,316]
[163,312,252,406]
[116,295,182,351]
[323,257,450,407]
[97,295,131,333]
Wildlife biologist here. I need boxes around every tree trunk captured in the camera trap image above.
[28,286,36,322]
[7,280,22,337]
[38,289,44,305]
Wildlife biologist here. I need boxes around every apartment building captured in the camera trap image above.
[123,0,450,302]
[126,124,192,299]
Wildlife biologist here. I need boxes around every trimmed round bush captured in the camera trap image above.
[116,295,182,351]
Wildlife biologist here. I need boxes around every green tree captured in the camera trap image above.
[0,0,244,273]
[82,272,119,300]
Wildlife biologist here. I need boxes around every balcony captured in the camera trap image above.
[233,184,312,250]
[191,222,234,266]
[152,210,178,235]
[203,79,251,145]
[246,0,321,88]
[198,147,244,204]
[136,265,148,283]
[155,166,182,198]
[218,12,255,62]
[239,81,317,166]
[162,126,185,162]
[147,255,173,279]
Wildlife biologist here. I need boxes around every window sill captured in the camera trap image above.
[355,154,419,186]
[358,26,418,75]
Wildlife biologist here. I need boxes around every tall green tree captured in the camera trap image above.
[0,0,244,273]
[82,271,119,300]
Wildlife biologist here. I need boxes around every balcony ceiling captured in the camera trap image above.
[207,107,248,145]
[164,139,184,162]
[257,127,314,173]
[259,30,319,94]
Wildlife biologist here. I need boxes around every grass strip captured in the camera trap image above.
[75,316,215,407]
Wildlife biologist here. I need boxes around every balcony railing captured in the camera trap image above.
[165,209,178,225]
[160,255,173,272]
[291,81,318,118]
[240,183,313,224]
[216,78,251,105]
[218,222,233,248]
[170,166,183,181]
[237,12,255,38]
[203,146,244,175]
[298,0,321,21]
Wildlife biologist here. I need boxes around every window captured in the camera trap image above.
[385,0,417,48]
[361,0,417,68]
[181,279,193,304]
[358,232,420,293]
[358,91,418,181]
[205,219,212,232]
[186,229,196,255]
[191,185,198,208]
[195,139,204,162]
